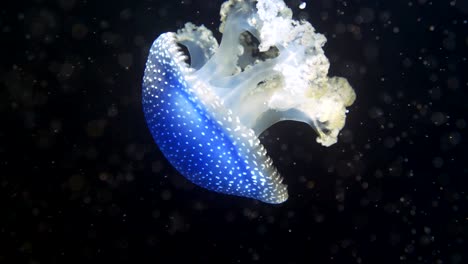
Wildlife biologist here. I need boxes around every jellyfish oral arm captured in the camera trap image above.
[178,0,355,146]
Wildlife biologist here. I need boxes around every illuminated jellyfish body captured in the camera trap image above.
[142,0,356,203]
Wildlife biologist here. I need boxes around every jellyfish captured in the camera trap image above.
[142,0,356,203]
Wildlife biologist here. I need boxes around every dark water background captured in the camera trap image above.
[1,0,467,263]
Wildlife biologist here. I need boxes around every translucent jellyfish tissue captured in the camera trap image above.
[142,0,356,203]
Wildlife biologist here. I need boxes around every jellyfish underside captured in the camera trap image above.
[176,0,355,146]
[178,20,304,135]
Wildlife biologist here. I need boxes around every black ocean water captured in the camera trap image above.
[1,0,466,263]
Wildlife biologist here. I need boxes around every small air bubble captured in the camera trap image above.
[432,157,444,169]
